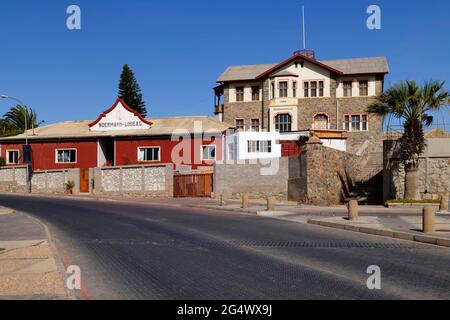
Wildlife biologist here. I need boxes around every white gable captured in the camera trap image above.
[90,100,151,131]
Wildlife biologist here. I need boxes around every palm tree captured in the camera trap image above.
[2,105,39,133]
[368,80,449,200]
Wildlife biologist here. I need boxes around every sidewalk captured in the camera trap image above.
[0,208,67,299]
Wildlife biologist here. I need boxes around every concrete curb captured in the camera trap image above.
[308,219,450,248]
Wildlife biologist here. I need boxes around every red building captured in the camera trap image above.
[0,98,230,171]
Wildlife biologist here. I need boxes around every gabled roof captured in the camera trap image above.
[217,55,389,82]
[255,53,344,79]
[0,116,233,141]
[88,98,152,128]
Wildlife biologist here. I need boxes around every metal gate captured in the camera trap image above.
[173,173,213,198]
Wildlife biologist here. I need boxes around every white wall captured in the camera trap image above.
[225,132,282,160]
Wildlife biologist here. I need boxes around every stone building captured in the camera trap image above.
[214,50,389,155]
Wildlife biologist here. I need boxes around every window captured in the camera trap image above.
[248,141,272,153]
[56,149,76,163]
[275,114,292,132]
[138,147,160,162]
[312,113,329,129]
[310,81,317,97]
[343,81,353,97]
[235,119,244,131]
[362,114,368,131]
[304,81,324,97]
[201,145,216,161]
[293,81,297,97]
[344,115,350,131]
[279,81,288,97]
[235,87,244,102]
[251,86,260,101]
[6,150,19,164]
[359,80,368,96]
[344,114,368,131]
[271,82,275,99]
[251,119,260,132]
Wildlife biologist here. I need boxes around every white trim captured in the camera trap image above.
[6,149,20,165]
[200,145,216,161]
[137,146,161,162]
[55,148,77,164]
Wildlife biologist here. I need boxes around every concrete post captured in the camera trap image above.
[241,193,249,209]
[439,192,449,213]
[266,196,274,211]
[220,193,227,206]
[423,206,436,234]
[348,200,359,221]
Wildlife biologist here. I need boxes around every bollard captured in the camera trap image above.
[348,199,359,221]
[220,193,227,206]
[266,196,274,211]
[423,206,436,233]
[241,193,249,209]
[440,192,449,213]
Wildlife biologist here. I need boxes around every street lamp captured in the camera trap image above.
[0,95,31,193]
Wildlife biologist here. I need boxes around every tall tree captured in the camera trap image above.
[368,80,449,200]
[118,64,147,117]
[1,105,39,136]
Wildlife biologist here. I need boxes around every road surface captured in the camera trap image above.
[1,194,449,300]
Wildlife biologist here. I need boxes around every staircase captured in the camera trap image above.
[346,152,384,205]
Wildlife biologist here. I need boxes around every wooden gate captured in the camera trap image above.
[80,168,90,193]
[174,173,213,198]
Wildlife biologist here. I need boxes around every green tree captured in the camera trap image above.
[368,80,449,200]
[118,64,147,117]
[1,105,39,137]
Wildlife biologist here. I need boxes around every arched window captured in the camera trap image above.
[312,113,329,129]
[275,114,292,132]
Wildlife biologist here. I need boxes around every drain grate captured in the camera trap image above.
[223,240,419,249]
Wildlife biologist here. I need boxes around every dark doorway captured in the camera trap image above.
[99,138,115,166]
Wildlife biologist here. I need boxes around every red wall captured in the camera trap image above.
[0,141,98,170]
[1,136,223,171]
[281,141,301,157]
[116,136,223,170]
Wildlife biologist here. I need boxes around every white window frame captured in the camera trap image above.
[343,114,369,132]
[6,149,20,165]
[137,146,161,162]
[55,148,77,164]
[247,140,272,154]
[201,145,216,161]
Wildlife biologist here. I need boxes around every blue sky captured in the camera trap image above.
[0,0,449,127]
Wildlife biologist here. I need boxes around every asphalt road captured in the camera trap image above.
[1,194,450,300]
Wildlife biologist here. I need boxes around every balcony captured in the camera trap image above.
[269,97,298,107]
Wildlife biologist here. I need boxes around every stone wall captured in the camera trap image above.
[214,157,295,200]
[384,138,450,201]
[93,164,173,197]
[0,166,27,193]
[31,169,80,194]
[288,140,366,205]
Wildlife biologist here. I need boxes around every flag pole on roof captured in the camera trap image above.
[302,5,306,50]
